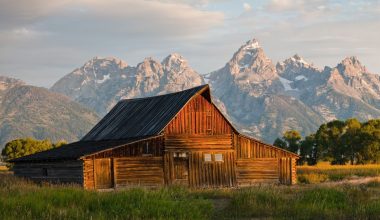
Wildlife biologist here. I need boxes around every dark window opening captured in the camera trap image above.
[42,168,48,176]
[142,143,153,157]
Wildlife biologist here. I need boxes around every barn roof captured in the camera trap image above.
[10,85,211,162]
[81,84,210,141]
[9,136,158,162]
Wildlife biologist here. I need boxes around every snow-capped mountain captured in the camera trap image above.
[207,39,325,141]
[51,54,204,115]
[50,38,380,143]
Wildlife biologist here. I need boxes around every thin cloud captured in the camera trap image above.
[243,3,252,12]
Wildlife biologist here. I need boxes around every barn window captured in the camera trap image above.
[214,154,223,162]
[179,152,188,158]
[174,152,188,158]
[142,143,153,156]
[42,168,48,176]
[204,154,212,162]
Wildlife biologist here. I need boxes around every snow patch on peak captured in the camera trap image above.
[243,39,260,50]
[291,54,309,65]
[278,76,298,91]
[295,75,308,81]
[95,74,111,84]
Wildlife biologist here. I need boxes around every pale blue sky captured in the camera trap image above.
[0,0,379,87]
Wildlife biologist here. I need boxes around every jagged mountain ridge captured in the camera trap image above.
[51,54,204,115]
[0,76,100,149]
[207,39,380,142]
[50,39,380,143]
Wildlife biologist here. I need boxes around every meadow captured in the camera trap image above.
[1,165,380,220]
[298,162,380,184]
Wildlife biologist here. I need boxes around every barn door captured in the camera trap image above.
[173,152,189,185]
[94,158,113,189]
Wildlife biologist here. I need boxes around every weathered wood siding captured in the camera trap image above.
[85,136,164,159]
[234,134,298,185]
[165,94,232,135]
[235,134,295,159]
[114,157,164,187]
[279,157,297,185]
[13,161,83,184]
[164,151,236,187]
[82,137,165,189]
[165,134,232,150]
[236,158,279,185]
[83,159,95,189]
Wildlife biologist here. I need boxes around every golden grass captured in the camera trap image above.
[297,162,380,183]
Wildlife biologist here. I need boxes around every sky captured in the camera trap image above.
[0,0,379,87]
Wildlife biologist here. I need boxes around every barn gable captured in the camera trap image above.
[82,85,211,141]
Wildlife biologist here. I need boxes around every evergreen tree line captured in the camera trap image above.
[1,138,67,161]
[273,119,380,165]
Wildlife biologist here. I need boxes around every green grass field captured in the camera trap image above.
[1,172,380,220]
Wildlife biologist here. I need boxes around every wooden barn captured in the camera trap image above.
[11,85,298,189]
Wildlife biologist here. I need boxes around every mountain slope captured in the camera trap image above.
[0,77,100,149]
[51,54,204,115]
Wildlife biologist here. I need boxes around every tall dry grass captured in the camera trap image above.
[297,162,380,183]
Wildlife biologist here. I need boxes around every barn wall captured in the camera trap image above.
[165,134,232,150]
[164,151,236,187]
[234,134,298,185]
[163,94,236,187]
[13,161,83,184]
[82,137,165,189]
[85,136,164,159]
[279,157,297,185]
[83,159,95,189]
[189,151,235,187]
[236,158,279,186]
[114,157,164,187]
[235,134,296,159]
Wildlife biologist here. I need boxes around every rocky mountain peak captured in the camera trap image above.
[241,38,261,50]
[82,56,128,71]
[290,54,309,65]
[232,39,266,64]
[51,54,204,115]
[227,38,275,79]
[0,76,25,92]
[136,57,163,77]
[162,53,189,72]
[277,54,310,69]
[276,54,320,82]
[160,53,204,93]
[337,56,367,77]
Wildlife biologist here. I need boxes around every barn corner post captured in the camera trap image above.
[291,157,297,185]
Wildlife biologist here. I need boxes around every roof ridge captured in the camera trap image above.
[119,84,208,102]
